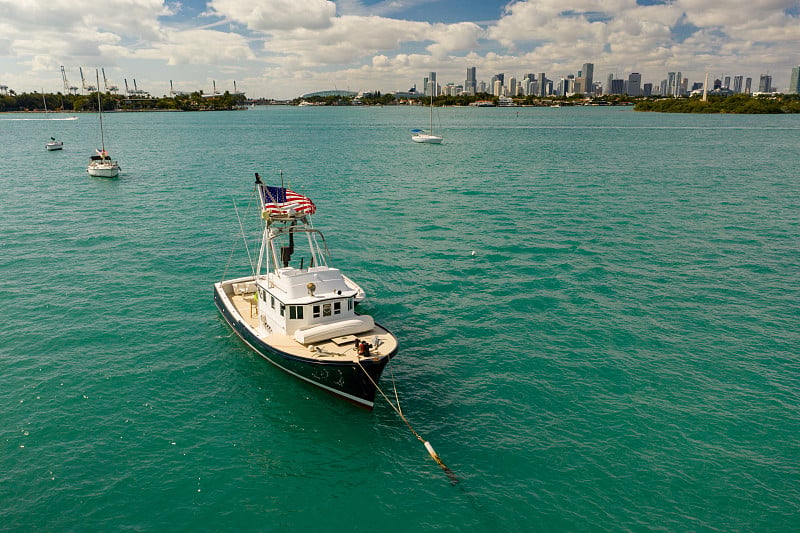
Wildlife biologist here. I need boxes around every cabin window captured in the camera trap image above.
[280,303,285,317]
[333,301,341,315]
[347,298,353,311]
[323,303,331,317]
[270,295,275,309]
[289,306,304,320]
[313,305,320,318]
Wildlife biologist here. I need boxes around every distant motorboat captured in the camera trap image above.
[87,70,120,178]
[45,137,63,151]
[42,93,64,150]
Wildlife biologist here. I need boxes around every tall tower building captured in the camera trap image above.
[667,72,677,96]
[627,73,642,96]
[745,77,752,94]
[538,73,547,96]
[758,74,772,92]
[508,77,517,96]
[493,79,503,97]
[465,67,477,95]
[789,66,800,94]
[581,63,594,93]
[427,72,437,96]
[733,75,743,94]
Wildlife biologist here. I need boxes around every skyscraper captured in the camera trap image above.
[508,77,517,96]
[581,63,594,93]
[465,67,477,95]
[758,74,772,92]
[733,75,743,94]
[427,72,437,96]
[789,66,800,94]
[627,73,642,96]
[745,78,752,94]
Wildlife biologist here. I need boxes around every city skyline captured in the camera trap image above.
[0,0,799,100]
[421,65,787,99]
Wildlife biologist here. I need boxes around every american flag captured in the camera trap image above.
[259,185,316,217]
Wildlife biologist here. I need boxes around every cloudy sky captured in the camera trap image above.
[1,0,798,99]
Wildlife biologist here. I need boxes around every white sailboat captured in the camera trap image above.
[412,91,443,144]
[87,70,120,178]
[43,92,63,150]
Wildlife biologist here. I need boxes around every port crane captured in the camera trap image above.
[60,66,78,95]
[79,67,97,93]
[102,68,118,93]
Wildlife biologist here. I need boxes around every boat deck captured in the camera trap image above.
[227,291,397,362]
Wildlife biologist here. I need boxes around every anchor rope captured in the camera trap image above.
[356,359,458,484]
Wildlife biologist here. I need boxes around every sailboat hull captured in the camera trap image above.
[411,134,442,144]
[87,162,120,178]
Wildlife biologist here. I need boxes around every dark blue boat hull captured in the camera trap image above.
[214,286,394,408]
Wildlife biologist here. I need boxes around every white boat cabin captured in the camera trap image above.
[235,266,374,346]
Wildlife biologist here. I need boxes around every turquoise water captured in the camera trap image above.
[1,106,798,531]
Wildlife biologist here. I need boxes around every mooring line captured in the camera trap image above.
[357,359,458,484]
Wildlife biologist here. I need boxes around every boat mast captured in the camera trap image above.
[429,92,434,134]
[96,70,106,153]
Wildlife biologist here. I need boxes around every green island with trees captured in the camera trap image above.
[633,93,800,114]
[3,88,799,114]
[0,90,247,112]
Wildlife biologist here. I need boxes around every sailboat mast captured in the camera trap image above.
[96,70,106,152]
[430,92,434,133]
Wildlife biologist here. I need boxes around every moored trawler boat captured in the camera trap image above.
[214,173,398,408]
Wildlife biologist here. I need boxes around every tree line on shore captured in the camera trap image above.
[3,89,798,113]
[0,90,247,112]
[633,93,800,113]
[297,91,800,113]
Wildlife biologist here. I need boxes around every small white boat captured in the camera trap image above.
[87,70,120,178]
[412,92,443,144]
[42,92,64,150]
[45,137,63,151]
[214,173,398,408]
